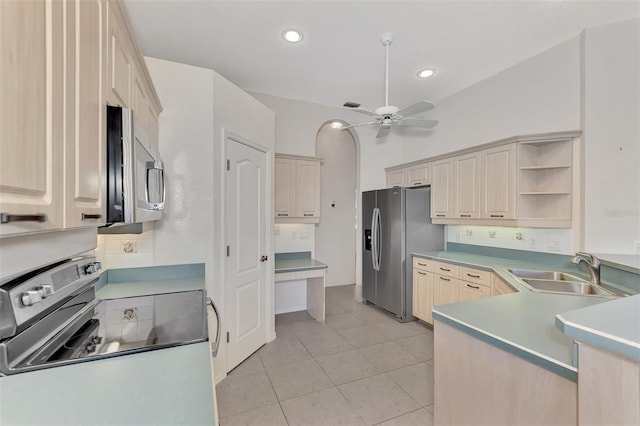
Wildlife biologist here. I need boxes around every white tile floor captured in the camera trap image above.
[217,285,435,426]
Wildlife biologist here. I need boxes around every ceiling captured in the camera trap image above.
[124,0,639,111]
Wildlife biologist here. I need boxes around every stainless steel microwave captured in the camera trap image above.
[105,106,165,226]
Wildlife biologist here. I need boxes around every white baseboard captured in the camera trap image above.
[275,304,307,315]
[325,281,356,288]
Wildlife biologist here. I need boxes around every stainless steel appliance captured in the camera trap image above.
[0,256,219,375]
[362,187,444,321]
[105,106,165,227]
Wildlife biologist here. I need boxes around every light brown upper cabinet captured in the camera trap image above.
[408,162,430,187]
[0,0,162,236]
[386,168,407,188]
[275,155,322,223]
[453,152,481,219]
[64,0,107,228]
[480,143,517,220]
[430,158,454,219]
[0,0,65,235]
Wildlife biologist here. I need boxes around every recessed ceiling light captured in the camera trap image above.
[417,68,435,79]
[282,29,303,43]
[330,121,343,129]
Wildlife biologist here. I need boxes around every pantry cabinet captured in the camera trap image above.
[275,155,321,223]
[0,0,65,235]
[0,0,162,236]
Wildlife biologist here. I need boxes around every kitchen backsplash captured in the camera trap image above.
[96,224,155,270]
[275,223,315,256]
[97,296,155,344]
[447,225,576,255]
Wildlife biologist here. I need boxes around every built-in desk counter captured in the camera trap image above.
[275,252,328,323]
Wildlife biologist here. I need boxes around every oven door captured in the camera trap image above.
[133,137,165,223]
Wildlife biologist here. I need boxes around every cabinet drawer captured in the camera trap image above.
[413,257,431,271]
[460,267,492,286]
[432,261,459,278]
[459,280,491,302]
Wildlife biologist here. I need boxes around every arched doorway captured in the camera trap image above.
[315,121,360,296]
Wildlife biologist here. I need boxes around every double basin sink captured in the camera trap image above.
[508,269,627,298]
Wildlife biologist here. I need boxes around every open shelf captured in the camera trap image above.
[519,165,570,171]
[519,192,571,195]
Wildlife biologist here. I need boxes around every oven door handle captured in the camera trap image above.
[206,297,221,358]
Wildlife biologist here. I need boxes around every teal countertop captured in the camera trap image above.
[95,263,206,298]
[416,250,636,381]
[275,251,327,273]
[0,263,216,425]
[556,294,640,362]
[0,343,215,425]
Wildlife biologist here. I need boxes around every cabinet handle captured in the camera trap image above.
[277,213,289,217]
[0,213,47,224]
[418,262,427,266]
[81,213,103,220]
[303,213,314,217]
[413,182,422,186]
[490,214,504,218]
[466,273,481,278]
[417,271,427,276]
[439,276,451,282]
[439,267,451,272]
[436,214,445,217]
[466,284,480,289]
[460,214,471,218]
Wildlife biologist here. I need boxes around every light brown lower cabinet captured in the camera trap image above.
[412,269,434,323]
[435,320,577,425]
[458,281,491,302]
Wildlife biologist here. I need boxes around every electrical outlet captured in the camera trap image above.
[292,231,298,239]
[274,225,280,235]
[489,231,496,238]
[515,232,523,240]
[466,229,473,236]
[635,241,640,254]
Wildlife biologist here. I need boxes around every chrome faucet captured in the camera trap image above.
[570,252,601,285]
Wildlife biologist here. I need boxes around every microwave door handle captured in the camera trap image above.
[145,161,165,210]
[206,297,221,358]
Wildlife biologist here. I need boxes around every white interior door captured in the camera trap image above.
[225,137,268,371]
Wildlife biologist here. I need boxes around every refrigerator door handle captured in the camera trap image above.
[376,207,382,271]
[371,208,379,271]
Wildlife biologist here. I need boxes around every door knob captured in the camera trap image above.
[260,255,268,262]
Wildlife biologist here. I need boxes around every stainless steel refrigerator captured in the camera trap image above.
[362,187,444,321]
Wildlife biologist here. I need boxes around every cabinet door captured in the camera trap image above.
[458,281,491,302]
[107,2,131,107]
[408,163,430,187]
[433,275,459,307]
[64,0,106,228]
[413,269,434,324]
[132,69,150,150]
[295,160,321,218]
[481,143,516,219]
[386,169,407,188]
[453,152,481,219]
[0,0,64,235]
[274,158,295,218]
[431,158,453,219]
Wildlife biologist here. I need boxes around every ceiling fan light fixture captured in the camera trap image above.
[282,29,303,43]
[330,121,343,129]
[417,68,436,79]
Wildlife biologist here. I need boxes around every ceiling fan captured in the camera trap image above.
[342,32,438,138]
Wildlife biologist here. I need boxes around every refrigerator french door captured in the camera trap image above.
[362,187,444,321]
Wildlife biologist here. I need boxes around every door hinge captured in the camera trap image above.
[226,159,230,171]
[226,245,230,257]
[226,332,230,343]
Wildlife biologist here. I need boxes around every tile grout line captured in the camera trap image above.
[372,405,428,426]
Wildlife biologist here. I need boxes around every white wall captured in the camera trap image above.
[583,18,640,254]
[316,123,357,287]
[145,57,275,382]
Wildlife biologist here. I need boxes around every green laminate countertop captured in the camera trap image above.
[94,263,206,299]
[415,251,636,381]
[274,252,327,273]
[556,294,640,362]
[0,343,215,425]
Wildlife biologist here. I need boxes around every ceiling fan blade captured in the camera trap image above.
[341,121,380,130]
[376,125,391,138]
[399,118,438,129]
[347,107,379,117]
[395,100,435,117]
